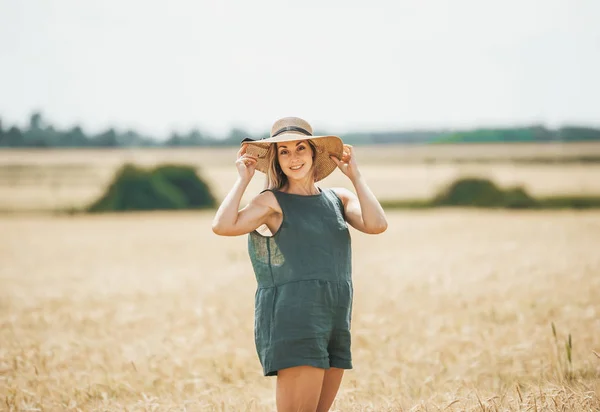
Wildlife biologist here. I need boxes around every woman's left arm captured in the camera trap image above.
[331,145,388,235]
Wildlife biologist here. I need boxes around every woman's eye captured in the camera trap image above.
[297,146,305,152]
[279,150,288,155]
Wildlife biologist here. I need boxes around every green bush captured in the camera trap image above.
[87,164,216,212]
[501,187,538,208]
[152,164,216,208]
[432,177,536,208]
[433,177,503,207]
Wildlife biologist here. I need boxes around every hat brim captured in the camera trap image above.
[242,133,344,182]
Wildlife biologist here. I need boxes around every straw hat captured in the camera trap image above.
[242,117,344,182]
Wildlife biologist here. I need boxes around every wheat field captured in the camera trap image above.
[1,144,600,411]
[1,209,599,411]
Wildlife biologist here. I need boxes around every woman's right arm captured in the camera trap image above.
[211,144,273,236]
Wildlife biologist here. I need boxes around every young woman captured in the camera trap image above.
[212,117,387,412]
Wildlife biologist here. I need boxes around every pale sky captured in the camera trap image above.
[1,0,599,138]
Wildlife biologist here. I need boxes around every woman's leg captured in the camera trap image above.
[316,368,344,412]
[276,366,325,412]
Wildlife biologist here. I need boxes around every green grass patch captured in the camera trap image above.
[536,195,600,209]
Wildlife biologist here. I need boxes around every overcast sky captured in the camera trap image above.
[1,0,599,138]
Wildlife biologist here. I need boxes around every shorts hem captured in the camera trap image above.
[264,358,330,377]
[330,359,353,370]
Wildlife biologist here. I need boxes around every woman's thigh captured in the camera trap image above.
[317,368,344,412]
[276,366,325,412]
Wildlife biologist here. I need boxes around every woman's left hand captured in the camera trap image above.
[331,144,361,181]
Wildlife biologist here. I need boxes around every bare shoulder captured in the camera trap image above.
[251,190,282,214]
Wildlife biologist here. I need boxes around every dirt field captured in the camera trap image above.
[1,210,599,411]
[1,143,600,212]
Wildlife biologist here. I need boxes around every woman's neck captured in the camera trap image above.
[281,178,319,196]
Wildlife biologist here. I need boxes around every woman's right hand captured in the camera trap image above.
[235,144,258,181]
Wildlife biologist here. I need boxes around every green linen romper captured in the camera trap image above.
[248,187,353,376]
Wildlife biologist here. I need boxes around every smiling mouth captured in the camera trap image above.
[290,164,304,170]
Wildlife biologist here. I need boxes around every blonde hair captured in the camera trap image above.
[265,140,317,190]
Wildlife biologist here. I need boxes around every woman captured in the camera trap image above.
[212,117,387,412]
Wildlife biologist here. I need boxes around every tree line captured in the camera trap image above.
[1,112,599,148]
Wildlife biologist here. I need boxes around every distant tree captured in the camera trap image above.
[528,125,553,141]
[558,126,600,142]
[166,132,185,146]
[120,130,151,147]
[186,128,207,145]
[217,127,253,146]
[165,129,209,146]
[227,128,249,141]
[2,111,600,149]
[1,126,25,147]
[226,127,252,142]
[60,126,88,147]
[29,112,44,130]
[91,128,118,147]
[24,112,49,146]
[39,125,60,147]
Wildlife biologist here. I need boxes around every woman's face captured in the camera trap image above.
[276,140,314,180]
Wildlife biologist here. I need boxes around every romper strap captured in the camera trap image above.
[257,188,287,229]
[265,189,287,216]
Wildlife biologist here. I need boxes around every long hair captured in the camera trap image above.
[265,140,317,190]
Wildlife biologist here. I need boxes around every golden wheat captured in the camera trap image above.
[1,210,599,411]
